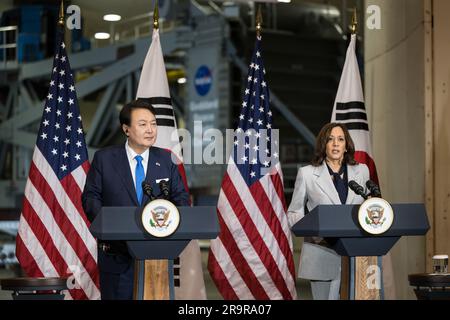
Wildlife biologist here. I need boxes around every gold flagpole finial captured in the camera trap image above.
[256,5,262,37]
[58,0,64,27]
[350,7,357,34]
[153,0,159,30]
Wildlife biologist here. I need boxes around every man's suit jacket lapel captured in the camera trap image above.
[313,162,341,204]
[112,145,139,206]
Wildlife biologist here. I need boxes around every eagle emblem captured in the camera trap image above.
[358,198,394,235]
[151,208,170,228]
[141,199,180,237]
[366,205,385,226]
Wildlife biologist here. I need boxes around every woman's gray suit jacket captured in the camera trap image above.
[287,162,370,282]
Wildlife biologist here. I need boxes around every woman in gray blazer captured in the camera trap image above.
[288,123,369,300]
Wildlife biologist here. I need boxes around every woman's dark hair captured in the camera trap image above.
[119,99,156,126]
[311,122,357,166]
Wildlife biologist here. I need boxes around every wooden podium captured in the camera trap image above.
[90,206,219,300]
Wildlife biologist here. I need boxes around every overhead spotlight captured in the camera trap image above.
[94,32,110,40]
[277,0,291,3]
[103,14,122,22]
[177,77,187,84]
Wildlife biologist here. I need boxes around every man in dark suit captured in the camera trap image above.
[82,99,189,300]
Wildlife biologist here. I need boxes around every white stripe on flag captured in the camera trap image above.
[17,215,59,277]
[156,115,175,120]
[210,237,254,299]
[25,179,100,299]
[18,217,73,301]
[71,165,87,194]
[25,180,100,299]
[259,174,297,297]
[336,108,366,113]
[217,188,281,299]
[227,159,295,288]
[260,165,294,250]
[33,148,97,259]
[153,105,173,109]
[228,161,296,296]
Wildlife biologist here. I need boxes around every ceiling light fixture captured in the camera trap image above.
[103,14,122,22]
[94,32,110,40]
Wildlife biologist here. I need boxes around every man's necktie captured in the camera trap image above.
[135,155,145,205]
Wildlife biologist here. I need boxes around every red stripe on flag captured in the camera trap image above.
[21,197,87,300]
[270,172,287,212]
[207,245,239,300]
[354,151,379,185]
[222,174,293,299]
[61,173,90,227]
[28,163,100,290]
[251,178,296,283]
[82,161,90,175]
[16,234,44,278]
[215,207,269,299]
[246,180,294,299]
[22,198,67,273]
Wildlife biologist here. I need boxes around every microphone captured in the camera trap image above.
[159,180,170,199]
[366,180,382,198]
[142,181,155,202]
[349,180,368,200]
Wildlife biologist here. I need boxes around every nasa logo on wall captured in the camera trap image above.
[194,65,212,96]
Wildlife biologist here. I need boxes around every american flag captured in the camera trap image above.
[331,34,379,183]
[208,36,297,299]
[15,29,100,300]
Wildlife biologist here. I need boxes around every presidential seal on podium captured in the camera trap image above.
[141,199,180,237]
[358,197,394,235]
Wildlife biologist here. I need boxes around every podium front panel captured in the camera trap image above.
[90,206,219,241]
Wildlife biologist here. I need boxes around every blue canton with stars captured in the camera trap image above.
[36,31,88,180]
[233,36,279,186]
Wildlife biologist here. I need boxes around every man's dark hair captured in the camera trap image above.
[119,99,156,126]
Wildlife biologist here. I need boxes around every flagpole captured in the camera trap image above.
[153,0,159,30]
[350,7,357,34]
[58,0,64,28]
[256,5,262,37]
